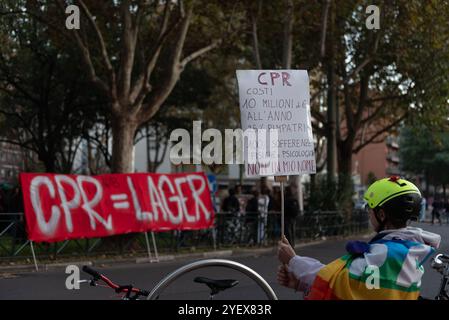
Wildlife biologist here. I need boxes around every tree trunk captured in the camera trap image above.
[44,159,56,173]
[103,114,140,250]
[282,0,294,69]
[250,1,262,70]
[326,63,337,184]
[111,114,137,173]
[326,3,337,185]
[337,142,354,219]
[40,152,56,173]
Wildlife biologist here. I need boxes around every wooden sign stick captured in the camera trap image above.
[274,175,288,240]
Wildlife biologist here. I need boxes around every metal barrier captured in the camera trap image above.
[0,213,28,257]
[0,210,369,262]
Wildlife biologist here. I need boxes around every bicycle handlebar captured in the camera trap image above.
[440,254,449,261]
[82,266,101,280]
[82,265,149,298]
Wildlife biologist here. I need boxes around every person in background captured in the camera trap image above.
[284,184,299,247]
[431,197,443,225]
[257,187,271,245]
[271,187,282,238]
[419,195,427,222]
[234,184,247,215]
[221,186,242,244]
[221,187,240,214]
[445,200,449,224]
[245,189,260,245]
[235,184,242,196]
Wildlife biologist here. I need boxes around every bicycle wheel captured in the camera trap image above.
[147,259,278,300]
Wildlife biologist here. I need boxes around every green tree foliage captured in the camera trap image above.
[26,0,243,173]
[399,126,449,187]
[0,1,105,173]
[1,0,448,184]
[241,0,449,211]
[138,63,216,172]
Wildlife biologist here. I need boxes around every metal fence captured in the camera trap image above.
[0,210,369,262]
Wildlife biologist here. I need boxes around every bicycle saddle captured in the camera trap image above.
[194,277,238,295]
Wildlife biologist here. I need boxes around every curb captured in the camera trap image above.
[136,250,233,264]
[44,261,93,271]
[203,249,233,258]
[136,255,176,263]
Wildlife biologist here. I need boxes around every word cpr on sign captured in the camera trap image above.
[20,172,214,242]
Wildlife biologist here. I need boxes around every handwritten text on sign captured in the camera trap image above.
[236,70,316,176]
[20,172,214,242]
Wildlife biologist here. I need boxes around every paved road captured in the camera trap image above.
[0,222,447,300]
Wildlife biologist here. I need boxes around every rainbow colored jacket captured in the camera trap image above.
[305,227,441,300]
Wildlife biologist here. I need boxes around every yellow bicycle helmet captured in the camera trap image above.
[364,176,421,209]
[364,176,422,227]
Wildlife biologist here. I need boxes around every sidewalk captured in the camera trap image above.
[0,232,373,274]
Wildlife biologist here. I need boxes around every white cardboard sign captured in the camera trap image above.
[236,70,316,177]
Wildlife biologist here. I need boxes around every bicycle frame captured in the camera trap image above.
[80,259,278,300]
[81,265,150,300]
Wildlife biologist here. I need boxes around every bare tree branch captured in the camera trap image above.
[353,74,369,131]
[282,0,294,69]
[366,94,408,103]
[136,6,194,120]
[249,0,262,69]
[360,105,387,126]
[353,114,407,153]
[53,0,110,98]
[0,138,38,153]
[78,0,116,90]
[86,133,112,168]
[339,58,355,134]
[311,108,326,125]
[320,0,331,58]
[341,29,382,86]
[65,25,110,97]
[312,122,326,137]
[0,108,39,144]
[130,1,176,105]
[180,40,221,68]
[117,0,138,101]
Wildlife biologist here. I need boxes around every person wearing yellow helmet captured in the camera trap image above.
[363,176,422,232]
[277,176,441,300]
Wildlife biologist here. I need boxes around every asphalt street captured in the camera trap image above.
[0,222,447,300]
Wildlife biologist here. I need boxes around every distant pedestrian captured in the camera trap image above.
[431,198,443,225]
[245,189,260,245]
[445,201,449,224]
[271,188,282,237]
[235,184,242,196]
[419,196,427,222]
[284,185,299,247]
[221,187,243,244]
[257,187,271,245]
[221,187,240,215]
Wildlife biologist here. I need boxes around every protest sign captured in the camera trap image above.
[236,70,316,177]
[20,172,214,242]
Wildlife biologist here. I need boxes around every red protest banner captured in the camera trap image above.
[20,172,215,242]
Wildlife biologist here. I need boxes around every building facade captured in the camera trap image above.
[352,134,401,186]
[0,141,27,185]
